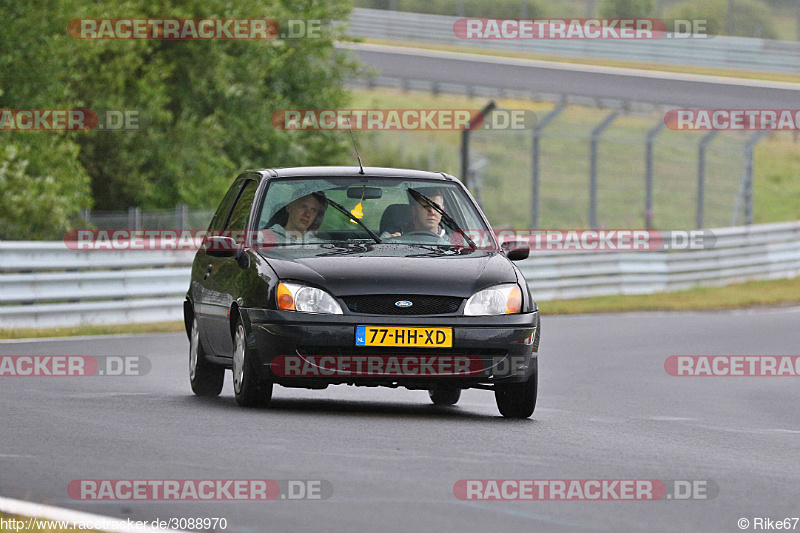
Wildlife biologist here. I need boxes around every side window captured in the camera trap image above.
[208,179,244,232]
[225,180,258,245]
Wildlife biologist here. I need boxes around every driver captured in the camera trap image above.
[382,188,447,241]
[269,193,326,243]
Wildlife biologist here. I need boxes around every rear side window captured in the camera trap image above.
[208,179,244,232]
[225,180,258,245]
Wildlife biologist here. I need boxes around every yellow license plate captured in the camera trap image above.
[355,326,453,348]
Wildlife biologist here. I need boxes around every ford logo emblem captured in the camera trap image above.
[395,300,413,308]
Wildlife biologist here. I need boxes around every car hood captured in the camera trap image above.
[257,244,517,298]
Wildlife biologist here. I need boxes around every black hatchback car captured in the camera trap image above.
[185,167,540,418]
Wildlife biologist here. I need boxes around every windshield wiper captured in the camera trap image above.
[312,192,382,244]
[407,188,477,250]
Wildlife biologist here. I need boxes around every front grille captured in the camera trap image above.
[342,295,463,315]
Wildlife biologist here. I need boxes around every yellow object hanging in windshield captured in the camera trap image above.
[350,190,365,223]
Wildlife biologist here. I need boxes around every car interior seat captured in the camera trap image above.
[379,204,412,235]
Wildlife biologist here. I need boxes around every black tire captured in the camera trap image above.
[232,319,273,407]
[189,316,224,397]
[495,367,537,419]
[428,386,461,406]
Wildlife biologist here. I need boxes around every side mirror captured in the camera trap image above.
[506,248,530,261]
[501,239,530,261]
[204,236,238,258]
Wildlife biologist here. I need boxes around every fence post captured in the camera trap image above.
[460,100,496,189]
[530,103,566,229]
[744,131,768,226]
[696,131,719,229]
[645,120,667,230]
[797,1,800,42]
[727,0,735,35]
[589,110,621,229]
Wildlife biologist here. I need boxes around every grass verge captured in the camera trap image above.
[541,276,800,314]
[0,321,185,340]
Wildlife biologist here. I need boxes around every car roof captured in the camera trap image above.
[247,166,458,182]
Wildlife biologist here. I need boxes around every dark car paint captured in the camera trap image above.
[186,167,539,386]
[256,245,518,298]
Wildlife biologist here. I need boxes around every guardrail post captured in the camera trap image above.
[589,110,621,229]
[696,130,719,229]
[645,120,667,230]
[128,207,141,230]
[461,100,496,189]
[176,204,188,230]
[530,103,566,229]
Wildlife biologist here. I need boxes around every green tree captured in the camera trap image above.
[0,0,93,239]
[0,139,92,240]
[0,0,359,239]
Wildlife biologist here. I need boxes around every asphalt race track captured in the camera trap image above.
[346,43,800,109]
[2,307,799,532]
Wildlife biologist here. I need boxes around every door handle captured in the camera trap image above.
[203,264,213,279]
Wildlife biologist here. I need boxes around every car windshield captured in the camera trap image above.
[255,176,491,247]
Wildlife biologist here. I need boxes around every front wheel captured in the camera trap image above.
[232,319,273,407]
[189,317,224,397]
[495,368,537,419]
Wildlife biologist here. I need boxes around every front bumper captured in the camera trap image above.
[241,308,539,389]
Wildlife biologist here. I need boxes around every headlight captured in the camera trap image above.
[464,284,522,316]
[276,282,343,314]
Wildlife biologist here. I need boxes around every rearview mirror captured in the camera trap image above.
[347,186,382,199]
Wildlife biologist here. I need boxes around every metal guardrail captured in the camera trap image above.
[1,220,800,328]
[518,221,800,300]
[348,8,800,74]
[0,243,194,329]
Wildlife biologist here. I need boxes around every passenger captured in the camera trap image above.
[269,193,326,243]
